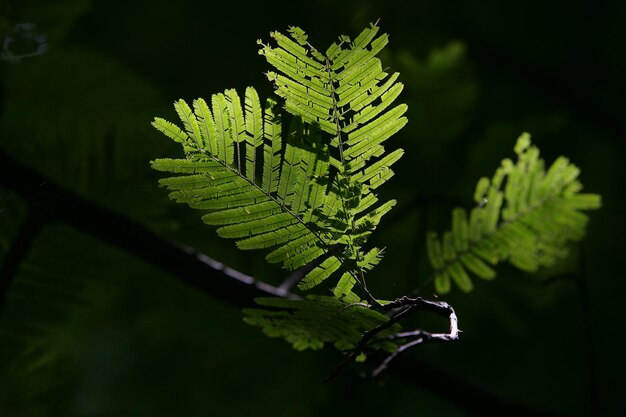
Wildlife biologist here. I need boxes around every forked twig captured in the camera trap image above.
[326,296,459,380]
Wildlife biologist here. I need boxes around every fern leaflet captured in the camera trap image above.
[243,296,399,352]
[258,22,407,299]
[152,88,341,273]
[426,133,602,293]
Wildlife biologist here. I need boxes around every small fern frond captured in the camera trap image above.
[426,133,602,293]
[243,296,399,352]
[256,22,408,298]
[152,87,338,272]
[259,22,406,173]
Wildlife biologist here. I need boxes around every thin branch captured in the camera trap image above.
[372,297,460,378]
[327,297,458,380]
[370,297,458,376]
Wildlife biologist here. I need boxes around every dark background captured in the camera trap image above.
[0,0,624,416]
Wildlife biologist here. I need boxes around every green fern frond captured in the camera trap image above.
[152,87,347,273]
[254,22,408,298]
[152,23,409,302]
[243,296,399,352]
[259,22,406,175]
[426,133,601,293]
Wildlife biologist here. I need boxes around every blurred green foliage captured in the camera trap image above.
[0,0,623,416]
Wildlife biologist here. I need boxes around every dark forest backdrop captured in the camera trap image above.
[0,0,624,416]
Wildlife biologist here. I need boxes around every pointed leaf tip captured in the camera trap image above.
[514,132,531,155]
